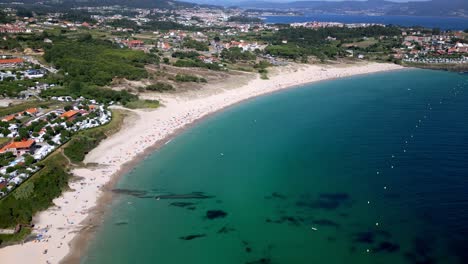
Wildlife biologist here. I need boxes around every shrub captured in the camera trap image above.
[174,74,207,83]
[146,82,174,92]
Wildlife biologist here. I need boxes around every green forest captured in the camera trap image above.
[262,25,401,60]
[44,35,158,86]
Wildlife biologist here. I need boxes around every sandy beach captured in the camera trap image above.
[0,62,404,263]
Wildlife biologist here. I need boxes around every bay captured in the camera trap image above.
[263,14,468,30]
[82,69,468,264]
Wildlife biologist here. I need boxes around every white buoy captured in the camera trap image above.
[376,171,380,175]
[384,186,387,190]
[367,201,370,204]
[375,222,379,226]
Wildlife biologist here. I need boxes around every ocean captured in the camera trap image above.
[263,14,468,30]
[82,69,468,264]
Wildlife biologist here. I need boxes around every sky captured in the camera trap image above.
[184,0,431,4]
[186,0,430,2]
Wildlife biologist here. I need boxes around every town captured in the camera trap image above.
[0,4,465,84]
[0,99,110,198]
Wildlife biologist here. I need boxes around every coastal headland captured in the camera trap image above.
[0,62,403,264]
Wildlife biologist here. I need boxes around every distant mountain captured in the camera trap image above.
[232,0,468,18]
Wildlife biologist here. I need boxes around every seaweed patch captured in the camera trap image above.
[217,225,236,234]
[206,210,227,220]
[265,192,287,200]
[170,202,195,207]
[373,241,400,253]
[156,192,214,200]
[296,192,352,210]
[179,234,206,240]
[404,237,437,264]
[353,230,393,244]
[311,219,340,229]
[112,189,148,198]
[245,258,271,264]
[242,241,253,253]
[265,216,303,226]
[353,231,375,244]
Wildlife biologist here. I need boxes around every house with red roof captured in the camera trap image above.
[0,139,36,156]
[157,41,172,51]
[60,110,79,121]
[127,40,144,48]
[1,114,16,122]
[18,108,39,117]
[0,58,23,68]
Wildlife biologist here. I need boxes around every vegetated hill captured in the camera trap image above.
[234,0,468,18]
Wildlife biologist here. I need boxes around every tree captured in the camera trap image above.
[2,129,10,136]
[220,47,256,63]
[183,38,209,51]
[23,155,35,166]
[69,81,83,95]
[18,128,29,139]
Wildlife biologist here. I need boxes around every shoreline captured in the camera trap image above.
[0,62,405,264]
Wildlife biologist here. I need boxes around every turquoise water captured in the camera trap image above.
[82,69,468,264]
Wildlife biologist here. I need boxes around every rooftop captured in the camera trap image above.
[0,58,24,64]
[0,139,35,152]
